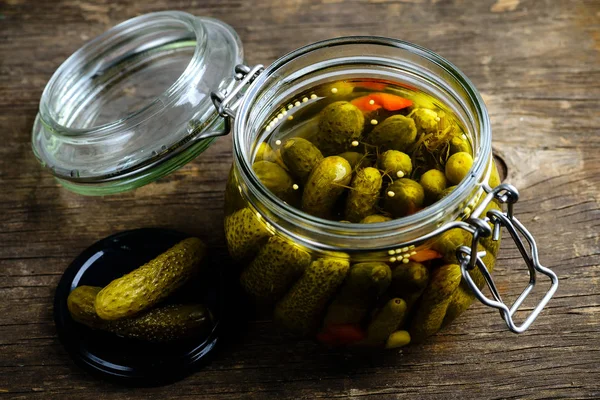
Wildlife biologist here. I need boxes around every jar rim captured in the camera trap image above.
[37,11,207,139]
[234,36,493,249]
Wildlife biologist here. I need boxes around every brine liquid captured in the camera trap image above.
[251,79,474,222]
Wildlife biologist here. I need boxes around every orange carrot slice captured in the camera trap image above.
[409,249,443,263]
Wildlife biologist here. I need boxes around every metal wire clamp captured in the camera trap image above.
[190,64,263,141]
[456,183,559,333]
[211,64,264,119]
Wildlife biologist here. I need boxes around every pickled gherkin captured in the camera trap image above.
[438,185,457,200]
[410,108,439,133]
[255,142,286,169]
[366,115,417,152]
[68,286,213,342]
[432,228,472,264]
[95,237,206,321]
[440,201,502,324]
[240,236,311,302]
[255,142,276,162]
[225,207,271,261]
[420,169,447,202]
[315,101,364,155]
[390,261,429,309]
[302,156,353,218]
[410,264,462,342]
[338,151,372,170]
[274,257,350,336]
[323,262,392,326]
[384,178,425,218]
[443,250,496,326]
[252,161,298,204]
[479,200,502,254]
[377,150,412,180]
[67,286,105,328]
[363,298,408,345]
[445,152,474,185]
[281,137,323,183]
[344,167,383,222]
[449,136,471,155]
[385,330,411,349]
[111,304,212,342]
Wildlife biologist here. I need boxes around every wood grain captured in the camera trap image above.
[1,0,599,399]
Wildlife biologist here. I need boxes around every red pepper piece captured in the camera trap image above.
[370,93,413,111]
[317,324,366,346]
[316,331,337,345]
[351,93,413,112]
[357,81,389,91]
[351,95,382,112]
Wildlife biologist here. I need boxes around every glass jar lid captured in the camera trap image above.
[31,11,242,195]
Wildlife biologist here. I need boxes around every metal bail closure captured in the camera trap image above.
[193,64,264,142]
[456,183,559,333]
[210,64,264,125]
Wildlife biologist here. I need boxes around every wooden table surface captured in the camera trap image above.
[1,0,599,398]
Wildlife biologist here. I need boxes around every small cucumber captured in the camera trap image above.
[95,237,206,320]
[68,286,213,342]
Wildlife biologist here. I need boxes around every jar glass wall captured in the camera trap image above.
[224,37,502,347]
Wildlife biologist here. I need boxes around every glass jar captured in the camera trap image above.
[221,37,558,347]
[32,12,558,349]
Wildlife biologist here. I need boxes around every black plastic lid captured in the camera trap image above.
[53,228,226,386]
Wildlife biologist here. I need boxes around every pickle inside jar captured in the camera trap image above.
[224,79,502,347]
